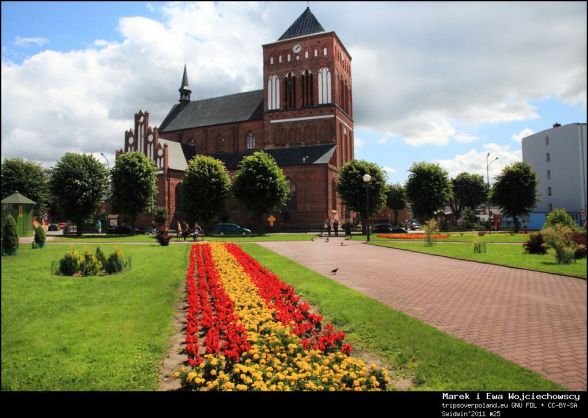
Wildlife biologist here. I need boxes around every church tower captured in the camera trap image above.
[262,7,353,167]
[179,64,191,104]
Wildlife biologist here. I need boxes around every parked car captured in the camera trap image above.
[58,222,67,230]
[370,223,407,233]
[48,223,59,231]
[409,222,421,230]
[211,223,251,235]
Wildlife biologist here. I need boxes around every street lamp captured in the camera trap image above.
[486,153,499,215]
[363,173,372,241]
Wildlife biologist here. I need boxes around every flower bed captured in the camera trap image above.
[176,242,390,391]
[377,233,449,240]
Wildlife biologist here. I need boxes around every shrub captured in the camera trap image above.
[156,229,171,246]
[575,244,587,260]
[154,206,168,227]
[473,239,486,253]
[34,225,46,246]
[523,233,548,255]
[423,218,438,247]
[79,250,102,276]
[544,208,577,230]
[105,247,126,274]
[59,248,82,275]
[2,214,19,255]
[95,247,107,267]
[542,225,576,265]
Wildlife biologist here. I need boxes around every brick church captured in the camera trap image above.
[116,7,354,230]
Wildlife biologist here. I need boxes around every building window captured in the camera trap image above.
[287,54,291,62]
[284,72,296,109]
[147,134,154,159]
[546,152,550,162]
[301,69,313,107]
[279,55,282,63]
[314,49,318,57]
[305,51,308,59]
[246,132,255,149]
[267,75,280,110]
[323,47,327,56]
[270,57,273,65]
[318,67,332,104]
[545,136,549,145]
[547,170,551,180]
[547,187,552,196]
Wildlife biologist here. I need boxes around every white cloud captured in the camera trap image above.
[355,137,367,148]
[1,2,586,166]
[15,36,49,47]
[512,128,535,144]
[436,143,522,181]
[383,166,397,174]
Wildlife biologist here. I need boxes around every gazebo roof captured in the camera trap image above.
[1,191,36,205]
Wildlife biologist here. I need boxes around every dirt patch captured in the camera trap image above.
[158,285,188,391]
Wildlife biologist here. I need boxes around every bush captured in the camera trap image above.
[79,250,102,276]
[156,229,171,246]
[423,218,438,247]
[575,244,587,260]
[59,249,82,275]
[34,225,46,246]
[2,214,19,255]
[105,247,125,274]
[154,206,168,227]
[523,232,548,255]
[544,208,577,230]
[95,247,107,267]
[542,225,576,265]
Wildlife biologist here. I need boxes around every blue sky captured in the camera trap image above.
[2,1,586,185]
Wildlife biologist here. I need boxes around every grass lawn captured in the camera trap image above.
[367,240,587,279]
[350,232,529,243]
[1,243,189,390]
[52,233,318,244]
[239,243,564,391]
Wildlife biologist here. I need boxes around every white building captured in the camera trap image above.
[522,122,587,229]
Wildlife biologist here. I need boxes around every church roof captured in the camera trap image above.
[209,144,337,171]
[160,142,336,172]
[278,7,325,41]
[159,89,264,133]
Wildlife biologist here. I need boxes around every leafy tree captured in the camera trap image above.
[405,162,452,224]
[181,155,232,230]
[385,184,406,226]
[154,206,169,229]
[336,160,387,233]
[543,208,577,230]
[233,151,290,233]
[49,153,108,236]
[110,152,158,232]
[491,162,538,232]
[1,158,49,218]
[449,172,488,225]
[2,214,19,255]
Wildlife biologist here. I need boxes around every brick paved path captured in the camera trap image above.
[259,238,587,390]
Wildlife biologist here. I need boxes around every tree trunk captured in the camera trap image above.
[393,210,398,226]
[513,215,520,233]
[76,220,83,237]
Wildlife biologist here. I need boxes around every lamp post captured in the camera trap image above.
[363,173,372,241]
[486,153,499,215]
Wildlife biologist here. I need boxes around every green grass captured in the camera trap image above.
[350,232,529,243]
[52,233,318,244]
[240,243,565,391]
[367,241,587,279]
[1,243,189,390]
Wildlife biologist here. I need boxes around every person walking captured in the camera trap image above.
[192,223,201,242]
[333,218,339,237]
[326,217,332,237]
[182,221,189,241]
[176,221,182,242]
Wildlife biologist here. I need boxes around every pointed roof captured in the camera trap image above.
[179,64,191,93]
[278,7,325,41]
[1,191,36,205]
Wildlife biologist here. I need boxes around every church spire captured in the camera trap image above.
[178,64,191,104]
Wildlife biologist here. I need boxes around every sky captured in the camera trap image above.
[1,1,586,185]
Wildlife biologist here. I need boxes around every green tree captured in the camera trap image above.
[110,152,158,232]
[49,153,108,237]
[336,160,387,233]
[1,158,49,218]
[405,162,452,224]
[2,214,19,255]
[491,162,538,232]
[385,184,406,226]
[180,155,231,230]
[233,151,290,233]
[449,172,488,225]
[543,208,577,230]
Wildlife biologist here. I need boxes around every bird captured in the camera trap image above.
[340,242,346,246]
[330,267,339,275]
[325,238,329,242]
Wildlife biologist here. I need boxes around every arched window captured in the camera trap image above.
[156,147,164,168]
[301,70,313,107]
[246,132,255,149]
[284,72,296,109]
[137,115,144,153]
[147,133,154,159]
[318,68,331,104]
[286,177,297,210]
[267,75,280,110]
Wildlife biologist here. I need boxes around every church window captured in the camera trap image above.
[284,72,296,109]
[323,47,327,56]
[270,57,274,65]
[246,132,255,149]
[147,133,154,159]
[314,49,318,57]
[156,148,164,168]
[301,70,313,107]
[268,75,280,110]
[287,54,291,62]
[305,51,308,59]
[137,116,144,153]
[279,55,282,63]
[318,67,332,104]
